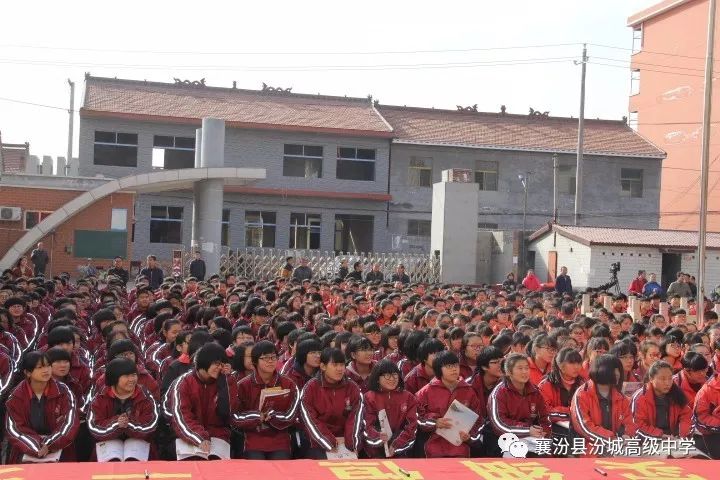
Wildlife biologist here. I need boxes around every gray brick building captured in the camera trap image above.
[77,75,665,262]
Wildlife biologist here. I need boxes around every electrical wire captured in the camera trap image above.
[588,61,706,78]
[0,96,71,111]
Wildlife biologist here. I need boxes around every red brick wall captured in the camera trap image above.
[0,186,134,277]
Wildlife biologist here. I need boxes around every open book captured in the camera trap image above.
[22,449,62,463]
[175,437,230,460]
[325,437,358,460]
[96,439,150,462]
[259,387,292,412]
[378,409,394,457]
[436,399,479,447]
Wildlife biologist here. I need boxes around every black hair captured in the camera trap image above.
[417,338,446,363]
[230,341,254,374]
[527,333,558,358]
[105,357,138,387]
[380,325,401,350]
[277,321,297,342]
[475,345,505,376]
[46,346,71,364]
[589,354,623,389]
[367,359,405,392]
[188,330,214,357]
[432,350,460,378]
[21,350,50,374]
[108,338,137,360]
[681,351,709,372]
[195,342,228,371]
[491,333,513,353]
[503,352,529,376]
[231,325,253,341]
[47,326,75,348]
[647,360,688,407]
[345,335,374,363]
[211,328,233,349]
[251,340,277,367]
[400,330,429,363]
[546,347,583,386]
[296,338,323,367]
[320,347,346,365]
[332,331,353,350]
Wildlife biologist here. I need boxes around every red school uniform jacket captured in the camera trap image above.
[570,380,638,449]
[362,389,418,458]
[404,364,433,395]
[693,373,720,435]
[537,376,585,425]
[673,370,702,407]
[94,364,160,401]
[299,375,363,452]
[167,371,238,445]
[630,383,691,438]
[527,357,550,387]
[488,378,551,437]
[345,360,376,393]
[5,379,79,464]
[87,385,159,442]
[416,378,483,458]
[231,371,300,452]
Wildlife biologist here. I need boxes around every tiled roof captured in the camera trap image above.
[529,223,720,249]
[378,105,665,159]
[81,76,394,137]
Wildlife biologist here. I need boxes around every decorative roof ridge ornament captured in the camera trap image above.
[173,78,206,87]
[261,82,293,94]
[528,107,550,118]
[456,104,478,112]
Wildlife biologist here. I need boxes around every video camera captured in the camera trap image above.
[610,262,621,276]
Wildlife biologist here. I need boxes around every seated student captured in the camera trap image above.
[167,342,238,460]
[145,317,182,379]
[526,334,558,386]
[636,340,661,381]
[630,360,691,442]
[87,358,159,460]
[416,351,483,458]
[580,337,610,379]
[488,353,551,447]
[287,338,322,390]
[362,359,417,458]
[94,339,160,401]
[659,336,683,373]
[610,340,642,383]
[405,338,445,395]
[47,347,85,402]
[570,354,638,453]
[344,336,376,393]
[5,351,79,463]
[459,332,483,379]
[231,340,299,460]
[397,331,428,378]
[693,371,720,458]
[47,326,91,395]
[674,351,709,407]
[160,330,214,395]
[538,347,584,435]
[299,348,363,460]
[158,330,191,380]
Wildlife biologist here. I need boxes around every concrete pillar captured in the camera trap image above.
[41,156,53,175]
[27,155,40,174]
[191,128,203,251]
[430,171,479,284]
[57,157,67,176]
[68,158,79,176]
[195,119,225,276]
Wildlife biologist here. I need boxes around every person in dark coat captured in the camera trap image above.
[554,266,573,295]
[30,242,49,277]
[188,252,206,282]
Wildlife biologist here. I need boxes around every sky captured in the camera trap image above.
[0,0,659,162]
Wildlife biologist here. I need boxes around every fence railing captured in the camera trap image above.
[169,248,440,283]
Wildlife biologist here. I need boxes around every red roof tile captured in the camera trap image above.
[378,105,665,159]
[530,223,719,249]
[81,76,393,137]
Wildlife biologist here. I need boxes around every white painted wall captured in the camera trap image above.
[681,253,720,293]
[588,246,662,291]
[528,232,592,287]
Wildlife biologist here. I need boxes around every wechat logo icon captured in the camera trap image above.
[497,433,529,458]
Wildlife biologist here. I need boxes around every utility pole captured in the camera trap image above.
[519,172,530,276]
[697,0,717,328]
[67,79,75,174]
[553,153,559,223]
[574,44,588,226]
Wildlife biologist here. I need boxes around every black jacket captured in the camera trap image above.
[189,259,206,281]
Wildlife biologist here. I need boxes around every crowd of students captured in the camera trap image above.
[0,266,719,463]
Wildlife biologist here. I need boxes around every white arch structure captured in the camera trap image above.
[0,167,266,272]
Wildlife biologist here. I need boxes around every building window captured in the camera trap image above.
[111,209,128,231]
[93,131,138,167]
[620,168,644,198]
[630,69,640,96]
[289,213,321,249]
[558,164,576,195]
[478,222,499,230]
[632,25,643,54]
[628,111,639,131]
[150,206,183,243]
[475,161,498,191]
[24,211,52,230]
[152,135,195,170]
[407,219,432,237]
[283,144,323,178]
[336,147,376,181]
[221,209,230,247]
[408,157,433,187]
[245,211,276,248]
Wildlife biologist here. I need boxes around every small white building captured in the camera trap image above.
[527,223,720,293]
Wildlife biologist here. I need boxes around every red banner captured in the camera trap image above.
[0,458,713,480]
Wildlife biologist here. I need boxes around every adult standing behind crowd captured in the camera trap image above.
[628,270,647,296]
[107,256,129,286]
[642,272,663,296]
[188,251,207,282]
[140,255,165,290]
[292,258,313,281]
[554,266,572,295]
[30,242,49,277]
[346,262,364,281]
[667,272,692,298]
[390,264,410,284]
[521,269,541,291]
[279,257,294,279]
[365,263,384,283]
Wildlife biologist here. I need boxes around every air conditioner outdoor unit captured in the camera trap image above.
[0,207,22,221]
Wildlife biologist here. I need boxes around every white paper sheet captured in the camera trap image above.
[436,399,479,447]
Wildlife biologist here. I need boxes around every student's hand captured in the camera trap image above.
[199,440,211,454]
[387,446,395,457]
[37,444,49,458]
[222,363,232,375]
[459,431,470,443]
[529,426,545,438]
[436,418,453,429]
[379,433,389,443]
[117,414,129,428]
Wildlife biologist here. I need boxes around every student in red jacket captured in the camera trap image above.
[87,358,159,460]
[526,334,558,386]
[168,342,237,459]
[286,338,321,391]
[344,336,376,393]
[538,348,584,433]
[488,353,551,443]
[630,360,691,442]
[362,359,417,458]
[459,332,483,379]
[145,317,182,379]
[232,340,299,460]
[673,351,709,407]
[5,351,79,464]
[94,339,160,401]
[570,354,638,454]
[693,373,720,458]
[405,338,445,395]
[610,340,642,383]
[416,351,483,458]
[299,348,363,459]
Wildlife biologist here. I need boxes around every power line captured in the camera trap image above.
[0,96,70,112]
[588,61,706,78]
[588,43,710,61]
[592,56,706,73]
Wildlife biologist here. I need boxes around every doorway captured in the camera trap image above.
[661,253,682,290]
[334,215,374,253]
